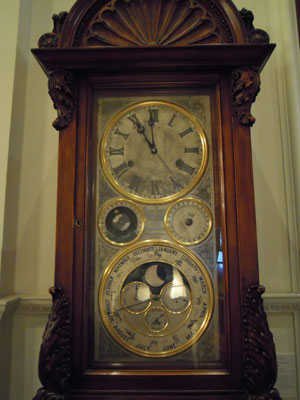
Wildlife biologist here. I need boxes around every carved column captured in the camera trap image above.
[33,287,71,400]
[243,285,282,400]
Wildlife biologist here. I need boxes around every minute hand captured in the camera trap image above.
[135,124,157,153]
[155,152,181,186]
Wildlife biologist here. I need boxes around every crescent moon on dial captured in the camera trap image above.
[145,264,165,287]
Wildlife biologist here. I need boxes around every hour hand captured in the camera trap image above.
[128,113,157,153]
[128,114,146,134]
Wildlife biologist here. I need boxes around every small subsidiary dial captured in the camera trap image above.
[165,198,212,245]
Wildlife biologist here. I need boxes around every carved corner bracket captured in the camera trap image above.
[38,12,68,48]
[239,8,270,44]
[48,70,76,131]
[243,285,282,400]
[32,287,71,400]
[231,67,261,127]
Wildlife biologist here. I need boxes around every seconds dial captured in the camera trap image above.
[100,101,208,204]
[165,198,213,245]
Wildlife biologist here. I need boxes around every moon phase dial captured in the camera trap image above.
[98,199,145,246]
[99,241,213,357]
[165,198,213,245]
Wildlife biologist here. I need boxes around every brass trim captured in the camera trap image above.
[121,282,152,314]
[144,307,169,333]
[160,282,191,314]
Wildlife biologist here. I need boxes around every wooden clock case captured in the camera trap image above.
[31,0,281,399]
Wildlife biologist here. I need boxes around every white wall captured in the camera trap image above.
[0,0,299,399]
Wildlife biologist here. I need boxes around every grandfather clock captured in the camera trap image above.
[32,1,281,399]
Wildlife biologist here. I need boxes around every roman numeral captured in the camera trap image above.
[176,159,195,175]
[184,147,199,154]
[179,127,193,138]
[113,162,129,177]
[149,109,159,123]
[128,113,142,127]
[109,147,124,156]
[114,128,129,140]
[168,113,177,127]
[151,181,160,195]
[129,175,141,192]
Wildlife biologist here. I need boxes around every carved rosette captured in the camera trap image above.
[48,70,75,131]
[80,0,232,47]
[231,67,261,127]
[243,286,282,399]
[38,12,68,48]
[32,287,71,400]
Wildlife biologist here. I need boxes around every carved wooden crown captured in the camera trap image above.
[38,0,269,49]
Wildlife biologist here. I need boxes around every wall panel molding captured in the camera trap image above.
[264,293,300,312]
[0,294,51,320]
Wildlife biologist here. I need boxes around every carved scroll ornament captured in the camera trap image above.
[232,67,261,127]
[32,287,71,400]
[243,285,282,400]
[48,70,75,131]
[239,8,270,44]
[38,12,68,48]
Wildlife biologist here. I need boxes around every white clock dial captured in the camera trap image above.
[165,198,213,245]
[100,101,208,204]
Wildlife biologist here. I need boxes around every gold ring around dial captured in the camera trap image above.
[99,240,214,357]
[164,197,213,245]
[98,198,145,246]
[100,100,208,204]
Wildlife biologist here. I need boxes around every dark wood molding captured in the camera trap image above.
[243,286,282,399]
[32,287,71,400]
[231,67,261,127]
[48,70,76,131]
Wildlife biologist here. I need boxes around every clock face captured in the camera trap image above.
[99,241,213,357]
[164,198,213,245]
[94,94,222,368]
[100,101,208,204]
[98,199,145,246]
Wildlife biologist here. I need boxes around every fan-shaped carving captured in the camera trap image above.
[80,0,229,47]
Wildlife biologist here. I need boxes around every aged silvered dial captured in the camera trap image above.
[98,199,145,246]
[99,241,213,357]
[100,101,208,204]
[165,198,213,245]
